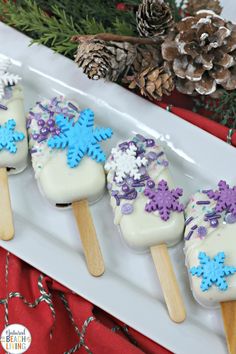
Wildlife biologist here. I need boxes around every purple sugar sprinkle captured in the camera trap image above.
[51,97,58,106]
[37,119,45,127]
[122,184,130,193]
[185,216,194,226]
[30,148,37,154]
[147,179,155,189]
[205,211,216,217]
[156,151,164,159]
[196,201,211,205]
[135,134,146,142]
[121,203,134,215]
[47,119,55,127]
[132,182,145,188]
[40,126,49,136]
[210,219,219,228]
[119,142,129,150]
[49,127,56,133]
[68,102,79,112]
[204,214,221,221]
[32,133,39,140]
[39,103,50,112]
[0,104,7,110]
[198,226,207,237]
[26,118,32,129]
[111,190,120,206]
[191,225,198,230]
[139,175,149,181]
[123,189,138,200]
[147,152,157,160]
[162,160,169,167]
[37,136,47,143]
[225,213,236,224]
[34,113,42,121]
[185,230,194,240]
[146,139,155,147]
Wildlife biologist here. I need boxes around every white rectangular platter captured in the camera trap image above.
[0,22,235,354]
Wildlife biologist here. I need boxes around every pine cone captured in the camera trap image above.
[162,11,236,96]
[75,39,137,81]
[127,65,175,100]
[136,0,174,39]
[127,45,162,75]
[185,0,222,16]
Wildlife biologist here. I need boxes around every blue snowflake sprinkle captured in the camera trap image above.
[190,252,236,292]
[48,109,113,168]
[0,119,25,153]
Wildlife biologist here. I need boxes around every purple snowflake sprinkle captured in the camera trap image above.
[204,180,236,215]
[144,179,184,221]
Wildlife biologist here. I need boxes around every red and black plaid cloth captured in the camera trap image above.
[0,248,170,354]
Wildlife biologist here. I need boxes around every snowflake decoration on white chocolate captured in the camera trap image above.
[0,119,25,153]
[204,180,236,215]
[190,252,236,292]
[48,109,113,168]
[0,57,21,100]
[105,143,148,183]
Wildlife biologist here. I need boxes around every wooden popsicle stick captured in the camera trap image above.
[221,301,236,354]
[0,168,14,241]
[150,244,186,323]
[72,200,105,277]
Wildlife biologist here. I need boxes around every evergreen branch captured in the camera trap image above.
[0,0,79,57]
[194,91,236,129]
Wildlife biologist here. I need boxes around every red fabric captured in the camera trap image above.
[156,90,236,147]
[0,248,171,354]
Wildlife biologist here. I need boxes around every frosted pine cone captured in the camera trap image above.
[136,0,174,39]
[75,39,137,81]
[185,0,222,16]
[162,10,236,96]
[127,65,175,100]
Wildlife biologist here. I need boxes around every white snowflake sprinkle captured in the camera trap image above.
[0,57,21,99]
[105,143,148,183]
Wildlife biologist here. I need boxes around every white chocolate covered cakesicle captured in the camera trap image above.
[105,134,185,251]
[0,57,27,241]
[105,134,186,322]
[28,97,112,206]
[184,180,236,307]
[27,96,113,276]
[0,57,27,173]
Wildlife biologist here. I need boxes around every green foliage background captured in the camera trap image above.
[0,0,235,128]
